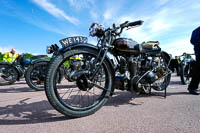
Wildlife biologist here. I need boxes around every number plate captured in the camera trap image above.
[59,36,88,47]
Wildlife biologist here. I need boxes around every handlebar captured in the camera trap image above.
[112,20,144,36]
[127,20,144,27]
[180,53,195,56]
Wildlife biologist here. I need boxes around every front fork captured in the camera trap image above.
[90,48,108,81]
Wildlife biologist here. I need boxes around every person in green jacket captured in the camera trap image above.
[3,48,19,63]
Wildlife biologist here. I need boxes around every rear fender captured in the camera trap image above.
[31,58,50,65]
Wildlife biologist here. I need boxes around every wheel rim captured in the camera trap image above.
[183,65,190,82]
[53,52,109,111]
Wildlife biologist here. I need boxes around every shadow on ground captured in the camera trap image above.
[0,86,35,93]
[0,98,70,125]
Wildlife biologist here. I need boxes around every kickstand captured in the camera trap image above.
[164,87,167,98]
[148,87,152,95]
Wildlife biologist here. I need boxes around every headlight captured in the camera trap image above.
[46,46,53,54]
[46,44,59,54]
[89,23,104,37]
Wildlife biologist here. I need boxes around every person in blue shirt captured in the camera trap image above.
[188,26,200,95]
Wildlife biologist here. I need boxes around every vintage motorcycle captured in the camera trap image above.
[178,53,195,84]
[25,45,66,91]
[25,55,50,91]
[0,54,31,85]
[0,54,49,86]
[45,20,172,118]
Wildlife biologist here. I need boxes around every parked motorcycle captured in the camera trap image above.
[25,55,50,91]
[0,54,30,85]
[178,53,195,84]
[45,20,172,117]
[0,54,50,86]
[25,45,65,91]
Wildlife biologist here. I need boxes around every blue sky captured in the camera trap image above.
[0,0,200,56]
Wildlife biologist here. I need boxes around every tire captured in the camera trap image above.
[0,64,18,85]
[180,64,191,85]
[25,61,49,91]
[45,47,113,118]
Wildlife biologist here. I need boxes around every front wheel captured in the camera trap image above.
[180,64,191,85]
[0,64,18,85]
[45,47,113,118]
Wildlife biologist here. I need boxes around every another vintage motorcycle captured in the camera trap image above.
[0,54,50,86]
[0,54,30,85]
[178,53,195,84]
[45,20,172,117]
[25,45,65,91]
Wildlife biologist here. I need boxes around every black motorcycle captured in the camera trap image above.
[25,55,50,91]
[178,53,195,84]
[45,20,172,117]
[0,54,32,85]
[25,45,66,91]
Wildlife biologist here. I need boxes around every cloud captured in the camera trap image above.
[161,39,194,56]
[90,10,99,21]
[68,0,94,10]
[157,0,170,6]
[149,19,172,33]
[103,10,112,20]
[32,0,79,24]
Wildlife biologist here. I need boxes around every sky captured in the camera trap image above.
[0,0,200,56]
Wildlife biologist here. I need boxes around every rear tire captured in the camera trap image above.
[45,47,113,118]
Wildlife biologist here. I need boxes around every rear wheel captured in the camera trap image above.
[0,64,18,85]
[45,47,113,118]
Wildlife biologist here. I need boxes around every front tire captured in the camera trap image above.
[180,64,191,85]
[25,61,48,91]
[45,47,113,118]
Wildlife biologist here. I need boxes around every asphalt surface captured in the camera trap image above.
[0,74,200,133]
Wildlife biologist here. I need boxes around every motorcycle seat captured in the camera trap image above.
[141,41,161,54]
[141,41,160,49]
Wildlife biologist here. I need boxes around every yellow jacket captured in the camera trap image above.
[3,52,18,63]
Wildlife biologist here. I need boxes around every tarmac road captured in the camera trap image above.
[0,74,200,133]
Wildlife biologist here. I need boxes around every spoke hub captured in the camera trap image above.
[76,74,89,91]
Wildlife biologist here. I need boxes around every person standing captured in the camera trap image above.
[188,26,200,95]
[3,48,18,63]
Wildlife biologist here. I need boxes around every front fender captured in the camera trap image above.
[161,51,172,70]
[31,58,50,65]
[59,43,115,96]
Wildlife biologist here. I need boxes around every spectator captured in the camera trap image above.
[188,26,200,95]
[3,48,19,63]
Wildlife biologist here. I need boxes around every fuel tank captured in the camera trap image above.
[112,38,142,56]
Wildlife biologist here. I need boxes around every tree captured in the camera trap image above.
[24,53,34,59]
[0,52,3,62]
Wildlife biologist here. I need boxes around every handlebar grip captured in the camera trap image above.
[128,20,144,27]
[120,21,129,28]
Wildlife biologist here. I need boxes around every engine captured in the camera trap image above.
[115,55,167,92]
